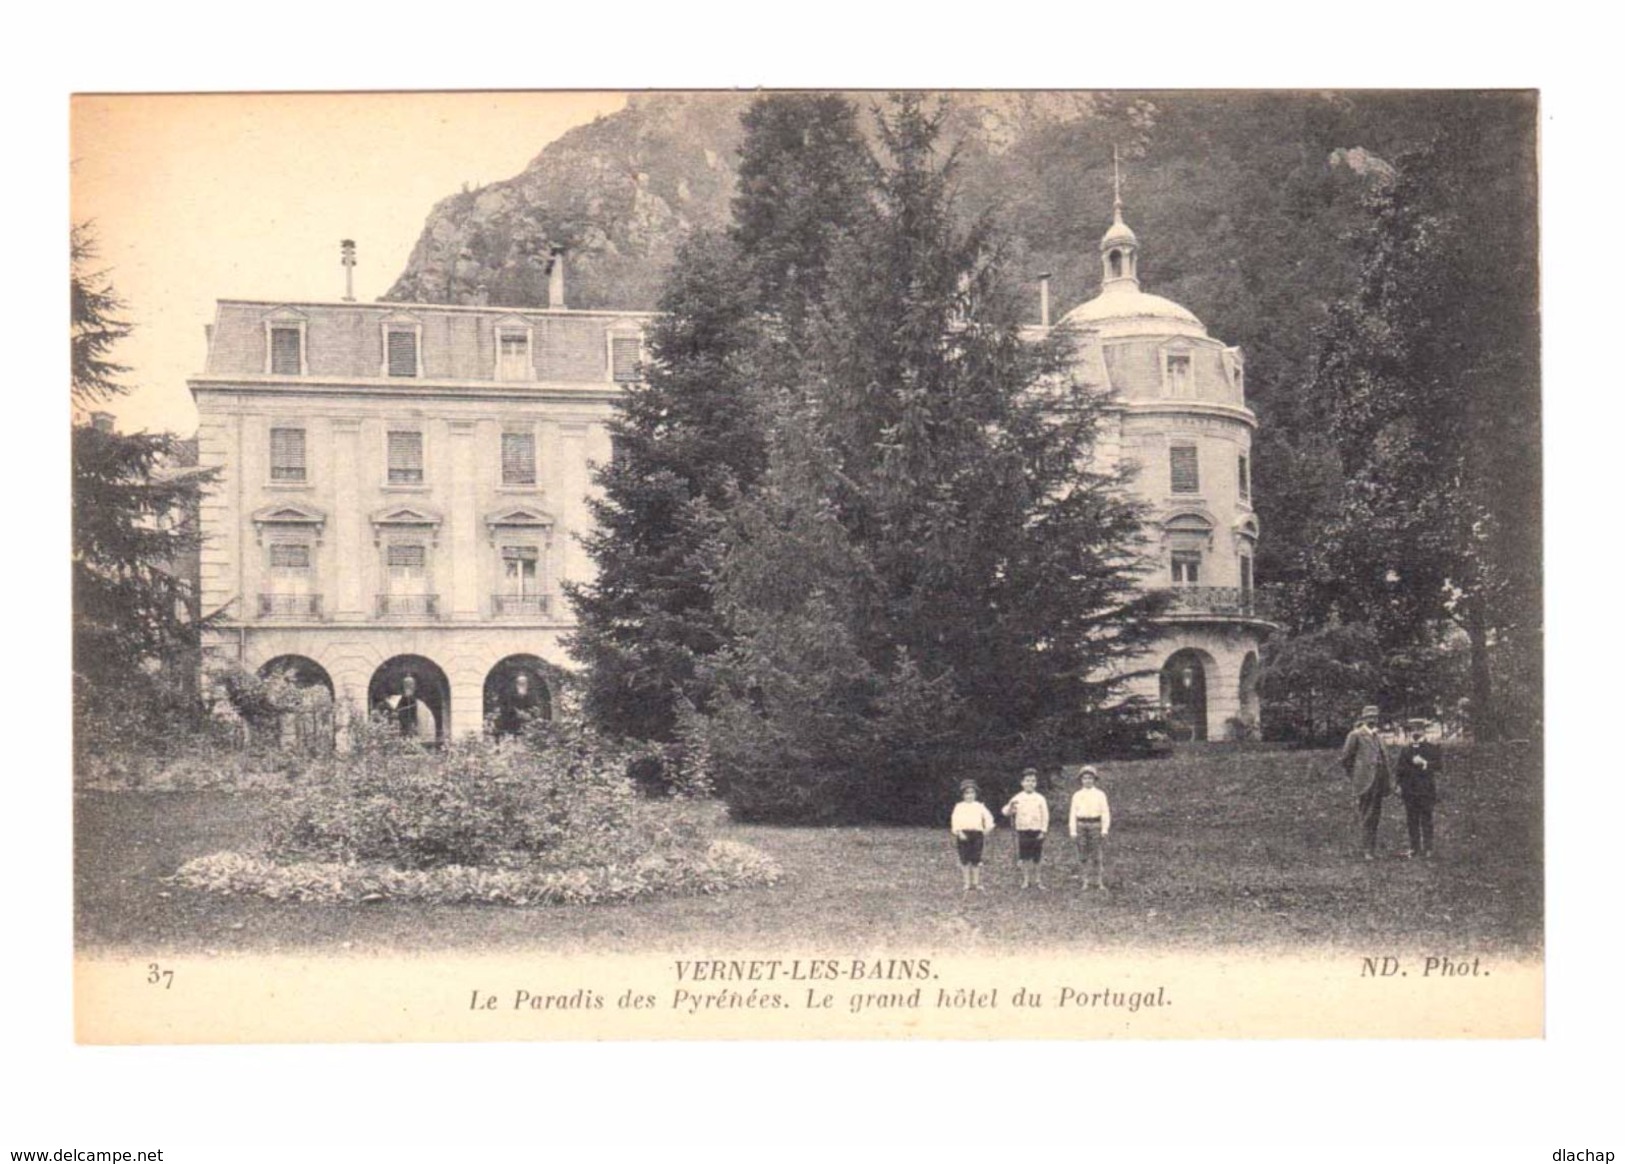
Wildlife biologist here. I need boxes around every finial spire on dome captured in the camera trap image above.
[1100,146,1139,289]
[1113,144,1123,220]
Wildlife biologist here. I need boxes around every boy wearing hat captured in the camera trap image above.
[950,779,997,892]
[1339,704,1393,860]
[1002,768,1051,889]
[1068,767,1112,890]
[1395,720,1443,858]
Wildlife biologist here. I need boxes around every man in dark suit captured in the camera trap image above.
[394,674,420,737]
[1339,704,1392,860]
[494,672,542,739]
[1395,719,1442,858]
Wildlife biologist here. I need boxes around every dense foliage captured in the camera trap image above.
[1307,99,1540,738]
[675,97,1168,821]
[71,225,218,759]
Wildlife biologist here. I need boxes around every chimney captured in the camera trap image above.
[340,239,357,302]
[1038,272,1052,328]
[90,411,115,434]
[548,244,566,309]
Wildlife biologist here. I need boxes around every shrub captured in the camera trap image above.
[269,716,639,870]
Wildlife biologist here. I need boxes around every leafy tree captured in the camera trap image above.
[71,225,217,741]
[699,96,1168,822]
[1309,97,1539,739]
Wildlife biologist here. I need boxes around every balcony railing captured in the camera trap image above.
[375,593,439,619]
[491,593,554,617]
[1162,585,1280,621]
[258,593,323,619]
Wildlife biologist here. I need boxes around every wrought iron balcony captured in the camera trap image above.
[490,593,554,617]
[258,593,323,619]
[375,593,439,619]
[1161,584,1280,621]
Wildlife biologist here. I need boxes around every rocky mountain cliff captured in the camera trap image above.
[384,92,1120,314]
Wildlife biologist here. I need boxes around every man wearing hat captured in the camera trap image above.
[1395,720,1443,858]
[1339,705,1393,859]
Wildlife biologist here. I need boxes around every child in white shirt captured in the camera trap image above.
[950,779,996,892]
[1068,766,1112,890]
[1001,768,1051,889]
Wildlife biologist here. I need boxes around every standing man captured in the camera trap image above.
[1339,704,1392,860]
[1395,719,1442,859]
[495,671,542,739]
[395,674,420,738]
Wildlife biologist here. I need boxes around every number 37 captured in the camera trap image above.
[146,963,174,990]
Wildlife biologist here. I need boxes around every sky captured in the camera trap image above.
[71,92,629,434]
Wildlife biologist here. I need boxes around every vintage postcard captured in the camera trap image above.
[69,90,1542,1044]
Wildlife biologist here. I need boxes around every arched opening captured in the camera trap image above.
[1160,648,1211,742]
[483,654,554,737]
[367,654,450,742]
[1109,249,1123,278]
[257,654,335,753]
[1238,651,1261,738]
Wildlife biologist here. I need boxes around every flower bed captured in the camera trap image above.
[171,839,780,907]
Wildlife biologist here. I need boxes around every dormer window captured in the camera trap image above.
[387,329,418,376]
[262,310,308,376]
[495,321,533,381]
[270,327,303,375]
[1165,351,1193,399]
[380,315,423,378]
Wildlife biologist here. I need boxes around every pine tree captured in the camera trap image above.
[568,94,872,747]
[70,225,217,733]
[702,96,1167,821]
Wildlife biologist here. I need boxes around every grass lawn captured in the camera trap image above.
[74,744,1541,958]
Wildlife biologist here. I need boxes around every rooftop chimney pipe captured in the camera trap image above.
[548,244,566,310]
[1038,272,1052,328]
[340,239,357,302]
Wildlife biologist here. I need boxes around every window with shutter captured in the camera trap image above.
[269,543,311,570]
[1170,445,1200,494]
[1240,553,1254,593]
[387,430,424,484]
[1238,453,1251,500]
[386,329,418,377]
[610,335,641,382]
[270,427,307,482]
[501,430,537,486]
[270,327,303,375]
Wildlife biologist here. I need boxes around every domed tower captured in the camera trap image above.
[1060,168,1273,741]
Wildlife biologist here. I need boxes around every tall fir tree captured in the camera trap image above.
[568,94,872,746]
[701,96,1167,822]
[70,224,217,731]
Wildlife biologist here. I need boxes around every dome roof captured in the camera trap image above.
[1062,283,1205,331]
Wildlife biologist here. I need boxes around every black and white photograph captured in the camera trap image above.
[65,88,1542,1045]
